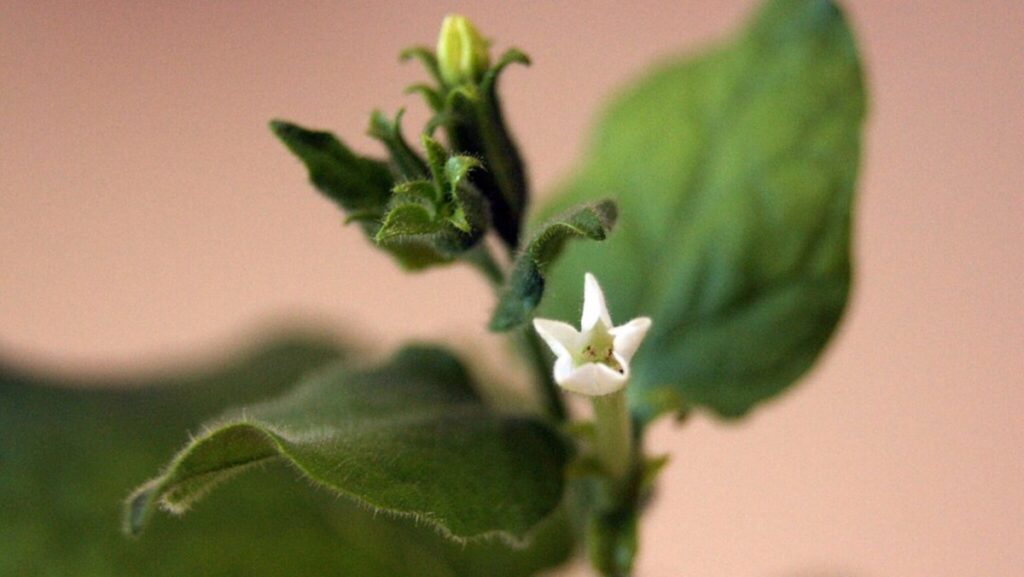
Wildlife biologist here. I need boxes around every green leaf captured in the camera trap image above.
[490,200,618,331]
[270,120,392,220]
[377,201,440,241]
[445,154,483,192]
[536,0,866,418]
[421,133,450,196]
[400,46,443,86]
[368,109,429,181]
[128,345,568,544]
[272,120,459,271]
[0,331,573,576]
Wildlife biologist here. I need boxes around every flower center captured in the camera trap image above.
[578,323,624,374]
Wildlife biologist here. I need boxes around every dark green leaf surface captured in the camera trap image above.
[491,199,618,331]
[536,0,866,418]
[128,345,568,544]
[271,120,392,219]
[0,332,572,576]
[272,119,457,270]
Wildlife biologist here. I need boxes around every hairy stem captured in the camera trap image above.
[464,243,505,287]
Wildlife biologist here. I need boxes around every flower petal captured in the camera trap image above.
[609,317,652,363]
[553,355,575,384]
[581,272,612,331]
[555,362,627,396]
[533,318,581,360]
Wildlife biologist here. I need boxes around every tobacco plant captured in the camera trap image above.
[0,1,865,575]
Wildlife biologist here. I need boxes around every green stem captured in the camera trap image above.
[466,241,566,422]
[591,389,633,485]
[587,388,638,577]
[464,243,504,287]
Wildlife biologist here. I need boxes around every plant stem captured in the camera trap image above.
[466,241,566,422]
[464,243,504,287]
[591,389,633,485]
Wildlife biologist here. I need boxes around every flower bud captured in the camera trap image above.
[436,14,490,86]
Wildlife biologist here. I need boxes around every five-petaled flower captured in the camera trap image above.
[533,273,651,396]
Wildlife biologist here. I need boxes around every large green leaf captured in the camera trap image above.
[0,332,572,576]
[128,345,568,544]
[537,0,866,418]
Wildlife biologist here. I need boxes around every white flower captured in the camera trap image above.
[533,273,651,396]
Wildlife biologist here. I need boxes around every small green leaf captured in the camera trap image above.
[391,180,438,203]
[368,109,429,181]
[270,120,391,220]
[480,48,531,96]
[127,345,568,544]
[376,202,440,241]
[421,133,449,197]
[445,155,482,192]
[536,0,866,419]
[404,83,444,112]
[490,200,618,331]
[399,46,443,86]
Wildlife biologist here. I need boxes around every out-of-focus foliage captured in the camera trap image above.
[0,333,572,576]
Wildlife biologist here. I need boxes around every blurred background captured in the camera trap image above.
[1,1,1021,575]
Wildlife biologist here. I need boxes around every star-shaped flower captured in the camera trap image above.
[533,273,652,396]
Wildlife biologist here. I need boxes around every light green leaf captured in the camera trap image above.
[491,200,618,331]
[127,345,568,544]
[377,201,441,241]
[536,0,866,418]
[0,332,573,576]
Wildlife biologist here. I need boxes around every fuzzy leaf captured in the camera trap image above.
[490,200,618,331]
[127,345,568,544]
[368,109,429,180]
[0,333,573,576]
[536,0,866,419]
[376,201,440,241]
[270,120,391,218]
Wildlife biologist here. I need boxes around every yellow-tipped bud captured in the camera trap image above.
[437,14,490,86]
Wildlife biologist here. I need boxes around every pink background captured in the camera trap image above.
[2,1,1022,575]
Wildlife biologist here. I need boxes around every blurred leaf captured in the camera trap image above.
[491,200,618,331]
[271,120,455,270]
[128,345,568,544]
[271,120,392,219]
[536,0,866,419]
[0,332,572,576]
[368,109,429,180]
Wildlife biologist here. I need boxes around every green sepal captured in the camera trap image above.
[420,133,450,197]
[376,202,440,242]
[399,46,443,86]
[490,200,618,331]
[480,48,531,95]
[126,345,569,544]
[391,180,439,205]
[404,83,444,112]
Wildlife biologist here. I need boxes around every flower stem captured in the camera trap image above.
[591,389,633,484]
